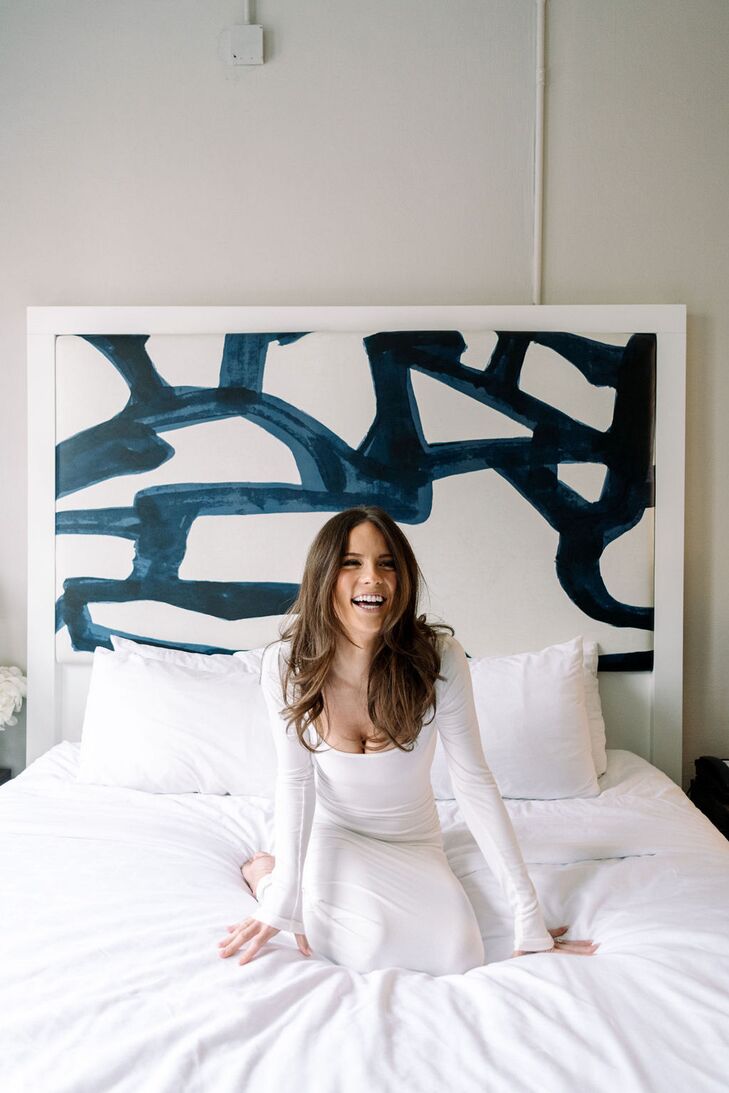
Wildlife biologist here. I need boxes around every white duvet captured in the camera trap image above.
[2,745,728,1093]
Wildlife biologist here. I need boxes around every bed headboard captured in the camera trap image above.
[27,305,686,783]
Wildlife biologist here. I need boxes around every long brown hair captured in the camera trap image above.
[277,506,453,753]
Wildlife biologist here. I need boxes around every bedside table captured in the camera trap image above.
[688,756,729,840]
[0,767,12,785]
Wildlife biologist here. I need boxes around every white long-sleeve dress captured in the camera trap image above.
[252,633,554,975]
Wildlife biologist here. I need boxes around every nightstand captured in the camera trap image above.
[688,756,729,840]
[0,767,11,786]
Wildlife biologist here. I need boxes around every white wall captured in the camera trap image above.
[544,1,729,788]
[1,0,727,787]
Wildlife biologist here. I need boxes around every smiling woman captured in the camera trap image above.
[219,505,598,974]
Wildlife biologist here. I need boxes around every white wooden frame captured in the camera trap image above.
[27,305,687,783]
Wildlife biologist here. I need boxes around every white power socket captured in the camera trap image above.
[227,24,264,65]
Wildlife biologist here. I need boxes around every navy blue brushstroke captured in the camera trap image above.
[57,417,175,497]
[83,335,169,402]
[56,330,656,660]
[57,578,299,654]
[598,651,654,672]
[219,332,308,389]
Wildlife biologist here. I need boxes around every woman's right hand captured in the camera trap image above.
[217,917,312,965]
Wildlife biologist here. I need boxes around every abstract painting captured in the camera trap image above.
[55,329,655,667]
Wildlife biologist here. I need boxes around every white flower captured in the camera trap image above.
[0,666,27,729]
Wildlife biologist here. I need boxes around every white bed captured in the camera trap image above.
[2,742,728,1093]
[12,303,724,1092]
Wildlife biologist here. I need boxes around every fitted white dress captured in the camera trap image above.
[251,633,554,975]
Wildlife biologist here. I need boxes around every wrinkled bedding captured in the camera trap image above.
[2,744,728,1093]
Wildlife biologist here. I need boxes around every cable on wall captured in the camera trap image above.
[532,0,547,305]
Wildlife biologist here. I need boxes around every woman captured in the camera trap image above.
[218,506,598,974]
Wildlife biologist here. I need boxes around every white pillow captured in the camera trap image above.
[431,637,599,800]
[582,639,607,776]
[77,645,276,795]
[110,635,264,675]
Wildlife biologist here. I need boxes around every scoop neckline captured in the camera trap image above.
[320,741,399,757]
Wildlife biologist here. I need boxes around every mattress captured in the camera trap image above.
[1,745,728,1093]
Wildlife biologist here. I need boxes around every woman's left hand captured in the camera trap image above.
[218,916,313,965]
[512,925,599,957]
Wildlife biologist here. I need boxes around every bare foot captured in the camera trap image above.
[241,852,275,899]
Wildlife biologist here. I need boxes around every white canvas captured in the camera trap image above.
[54,329,655,666]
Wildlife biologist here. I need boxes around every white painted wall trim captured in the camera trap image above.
[532,0,547,305]
[27,304,686,336]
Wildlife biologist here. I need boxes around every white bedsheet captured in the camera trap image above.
[2,745,728,1093]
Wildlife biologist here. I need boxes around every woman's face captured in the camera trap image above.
[332,521,398,645]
